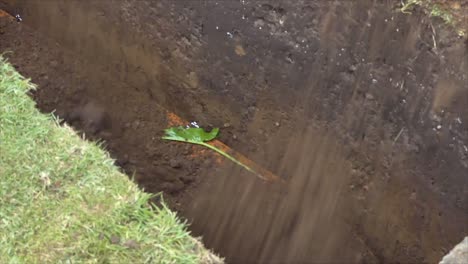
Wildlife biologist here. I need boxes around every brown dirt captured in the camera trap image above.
[1,0,467,263]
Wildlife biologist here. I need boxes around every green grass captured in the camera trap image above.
[0,56,222,264]
[400,0,466,37]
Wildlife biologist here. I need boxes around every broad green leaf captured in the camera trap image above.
[162,126,256,175]
[162,127,219,142]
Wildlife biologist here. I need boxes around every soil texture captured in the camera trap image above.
[1,0,467,263]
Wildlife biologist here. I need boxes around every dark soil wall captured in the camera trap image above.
[1,0,467,263]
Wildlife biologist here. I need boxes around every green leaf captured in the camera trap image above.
[162,126,257,176]
[162,126,219,143]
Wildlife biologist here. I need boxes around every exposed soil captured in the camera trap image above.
[1,0,467,263]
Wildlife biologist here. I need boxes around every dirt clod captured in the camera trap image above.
[123,239,139,249]
[110,235,120,245]
[169,159,182,169]
[68,102,110,135]
[162,180,185,194]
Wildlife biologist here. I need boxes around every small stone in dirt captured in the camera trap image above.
[169,159,182,169]
[187,71,198,89]
[430,113,442,123]
[50,60,59,68]
[180,175,195,184]
[123,239,139,249]
[132,120,140,129]
[254,18,265,28]
[275,122,280,127]
[440,237,468,264]
[110,235,120,245]
[223,122,231,128]
[182,145,191,155]
[248,106,257,113]
[365,93,375,100]
[348,65,357,72]
[235,45,246,56]
[232,134,237,140]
